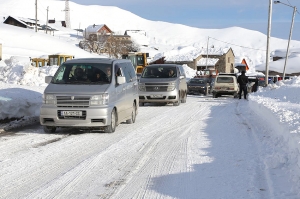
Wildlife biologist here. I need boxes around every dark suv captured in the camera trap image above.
[187,78,209,95]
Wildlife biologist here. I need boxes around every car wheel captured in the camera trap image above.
[43,126,56,133]
[126,102,136,124]
[104,109,117,133]
[181,91,187,103]
[213,93,218,98]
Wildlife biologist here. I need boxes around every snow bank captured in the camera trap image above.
[248,77,300,194]
[0,56,58,86]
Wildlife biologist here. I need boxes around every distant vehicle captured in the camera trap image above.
[30,57,48,67]
[48,54,73,66]
[212,75,239,98]
[122,52,149,74]
[187,78,209,95]
[194,69,218,78]
[40,58,139,133]
[138,64,187,106]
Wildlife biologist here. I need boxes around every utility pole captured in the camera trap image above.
[46,6,49,34]
[282,6,297,80]
[35,0,37,32]
[265,0,273,86]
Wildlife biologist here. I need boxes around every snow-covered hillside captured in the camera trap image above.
[0,0,300,73]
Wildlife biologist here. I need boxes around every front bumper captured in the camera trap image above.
[40,104,113,127]
[188,87,207,94]
[139,90,178,103]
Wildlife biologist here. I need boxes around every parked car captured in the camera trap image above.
[187,78,209,95]
[212,75,239,98]
[40,58,139,133]
[138,64,187,106]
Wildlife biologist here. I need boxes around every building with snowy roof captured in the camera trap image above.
[165,47,235,73]
[84,24,113,40]
[3,16,41,29]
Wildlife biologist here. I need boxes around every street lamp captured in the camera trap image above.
[274,1,297,80]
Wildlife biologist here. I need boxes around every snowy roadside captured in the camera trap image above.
[247,77,300,196]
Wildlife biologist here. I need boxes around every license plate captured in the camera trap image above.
[61,111,82,116]
[150,94,163,98]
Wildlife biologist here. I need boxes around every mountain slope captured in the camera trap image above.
[0,0,300,72]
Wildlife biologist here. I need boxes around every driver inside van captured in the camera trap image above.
[168,69,176,78]
[74,67,85,80]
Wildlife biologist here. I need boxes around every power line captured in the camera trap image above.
[285,0,299,14]
[208,36,267,51]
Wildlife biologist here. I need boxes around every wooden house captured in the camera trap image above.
[3,16,40,29]
[84,24,113,40]
[165,48,235,73]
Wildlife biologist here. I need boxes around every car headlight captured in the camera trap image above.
[90,94,109,105]
[139,83,146,91]
[167,86,175,91]
[167,82,176,91]
[43,94,55,104]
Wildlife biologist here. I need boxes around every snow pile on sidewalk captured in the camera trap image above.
[0,56,58,86]
[247,76,300,194]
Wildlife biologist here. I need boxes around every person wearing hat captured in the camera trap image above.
[237,71,249,99]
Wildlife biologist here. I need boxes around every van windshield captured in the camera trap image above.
[141,67,177,78]
[51,63,112,84]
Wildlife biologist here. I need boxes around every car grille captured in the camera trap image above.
[56,96,90,108]
[145,83,171,92]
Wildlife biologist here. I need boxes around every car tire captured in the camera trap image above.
[174,92,181,106]
[43,126,56,133]
[126,102,136,124]
[213,93,218,98]
[104,109,116,133]
[181,91,187,103]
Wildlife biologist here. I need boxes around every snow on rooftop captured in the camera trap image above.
[197,58,219,66]
[271,48,300,58]
[85,24,105,33]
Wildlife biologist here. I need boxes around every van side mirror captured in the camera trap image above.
[179,75,185,79]
[45,76,53,83]
[117,76,126,85]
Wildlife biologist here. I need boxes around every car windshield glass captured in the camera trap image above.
[217,77,234,83]
[51,63,112,84]
[190,79,205,84]
[141,66,177,78]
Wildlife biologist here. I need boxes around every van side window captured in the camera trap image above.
[127,62,136,81]
[178,66,185,77]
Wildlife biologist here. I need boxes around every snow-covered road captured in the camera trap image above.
[0,96,295,199]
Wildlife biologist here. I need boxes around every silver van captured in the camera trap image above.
[40,58,139,133]
[138,64,187,106]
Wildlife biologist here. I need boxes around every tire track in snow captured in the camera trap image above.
[235,101,272,199]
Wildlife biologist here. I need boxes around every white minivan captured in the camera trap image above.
[40,58,139,133]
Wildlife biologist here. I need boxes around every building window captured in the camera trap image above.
[228,57,230,63]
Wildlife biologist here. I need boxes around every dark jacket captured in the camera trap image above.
[237,74,249,86]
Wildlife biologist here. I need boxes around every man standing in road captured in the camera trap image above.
[237,71,249,99]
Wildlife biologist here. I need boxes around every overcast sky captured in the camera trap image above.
[71,0,300,41]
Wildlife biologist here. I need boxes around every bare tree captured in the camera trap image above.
[79,32,140,57]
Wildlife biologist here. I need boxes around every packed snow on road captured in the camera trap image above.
[0,73,300,198]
